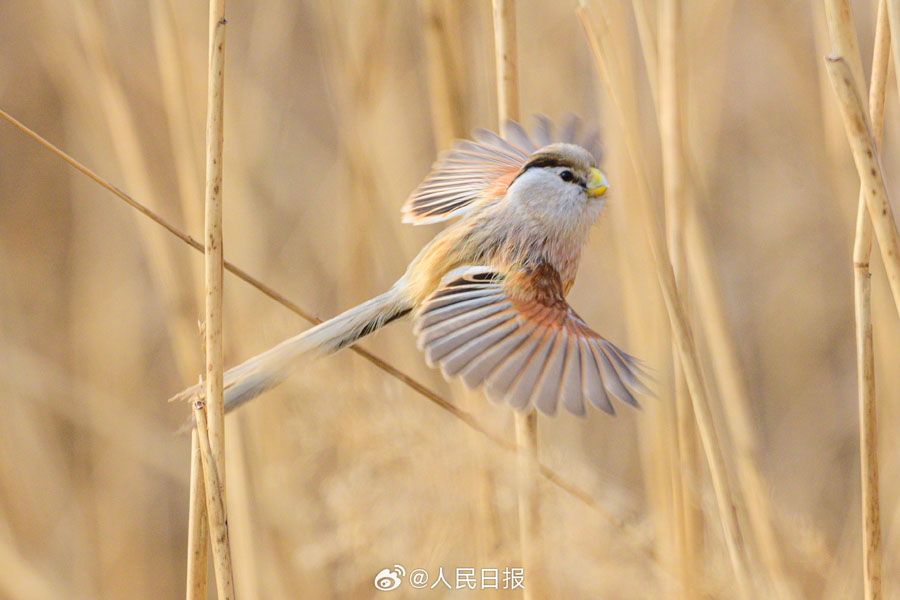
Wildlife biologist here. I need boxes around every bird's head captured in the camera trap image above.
[506,143,609,232]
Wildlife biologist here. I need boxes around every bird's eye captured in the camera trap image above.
[559,170,575,183]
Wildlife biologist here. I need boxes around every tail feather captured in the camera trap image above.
[169,284,412,414]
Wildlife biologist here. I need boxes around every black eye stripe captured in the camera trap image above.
[521,155,571,171]
[510,152,591,187]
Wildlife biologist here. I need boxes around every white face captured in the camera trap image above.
[505,148,607,238]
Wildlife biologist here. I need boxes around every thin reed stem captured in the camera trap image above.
[193,402,235,600]
[200,3,231,594]
[579,4,754,595]
[823,2,900,324]
[890,0,900,104]
[204,2,227,494]
[419,0,466,150]
[185,431,209,600]
[492,0,519,123]
[658,0,700,595]
[823,1,891,597]
[491,0,544,596]
[641,1,794,594]
[828,55,885,600]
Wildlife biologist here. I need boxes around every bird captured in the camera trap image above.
[169,116,649,417]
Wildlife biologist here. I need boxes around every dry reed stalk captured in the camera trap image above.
[205,0,227,496]
[823,1,891,596]
[631,0,658,110]
[823,3,900,324]
[621,3,690,585]
[579,3,754,595]
[148,0,205,278]
[855,6,890,599]
[0,106,649,540]
[658,0,701,595]
[69,0,199,377]
[185,432,209,600]
[592,3,680,586]
[491,0,544,595]
[826,53,885,600]
[890,1,900,101]
[420,1,502,574]
[611,149,677,589]
[638,0,793,593]
[193,401,236,600]
[146,4,212,597]
[67,4,211,595]
[681,205,798,597]
[199,4,231,596]
[419,0,466,150]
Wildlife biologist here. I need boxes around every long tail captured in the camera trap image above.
[169,283,413,414]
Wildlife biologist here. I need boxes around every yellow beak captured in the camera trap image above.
[587,167,609,197]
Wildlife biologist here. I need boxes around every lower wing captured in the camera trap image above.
[413,264,649,416]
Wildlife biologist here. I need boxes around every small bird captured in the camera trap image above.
[170,116,648,416]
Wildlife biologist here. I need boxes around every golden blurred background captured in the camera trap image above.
[1,0,899,597]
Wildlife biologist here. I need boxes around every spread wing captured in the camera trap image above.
[402,116,601,225]
[413,265,648,416]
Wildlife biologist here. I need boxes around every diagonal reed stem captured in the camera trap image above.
[579,3,753,595]
[822,2,891,595]
[658,0,700,595]
[193,401,235,599]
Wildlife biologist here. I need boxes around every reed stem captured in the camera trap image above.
[185,430,210,599]
[822,2,891,597]
[193,402,236,600]
[491,1,544,596]
[658,0,700,595]
[579,4,753,594]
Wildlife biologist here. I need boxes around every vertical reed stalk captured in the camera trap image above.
[823,1,890,597]
[854,8,889,600]
[205,0,227,501]
[148,0,205,278]
[628,6,791,591]
[890,0,900,102]
[826,52,885,600]
[185,430,209,599]
[823,1,900,324]
[194,1,232,596]
[658,0,700,595]
[146,4,212,596]
[595,3,682,587]
[491,1,542,596]
[579,4,753,595]
[420,7,502,569]
[193,402,236,600]
[419,0,466,151]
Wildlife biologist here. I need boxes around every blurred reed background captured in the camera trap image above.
[1,0,899,597]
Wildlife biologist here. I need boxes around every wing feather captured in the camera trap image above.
[581,339,614,414]
[505,328,555,411]
[559,336,585,416]
[484,323,546,400]
[402,117,600,225]
[415,266,648,417]
[591,342,639,408]
[531,331,567,416]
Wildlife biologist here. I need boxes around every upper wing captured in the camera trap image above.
[402,116,600,225]
[413,265,648,416]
